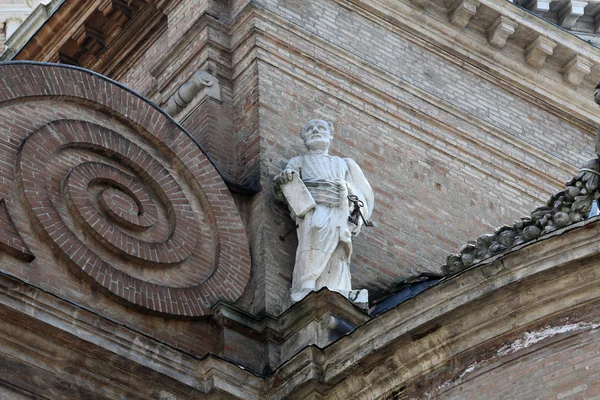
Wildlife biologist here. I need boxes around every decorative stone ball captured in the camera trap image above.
[522,225,542,241]
[553,212,570,228]
[498,230,516,247]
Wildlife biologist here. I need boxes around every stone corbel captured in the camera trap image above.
[525,36,556,69]
[526,0,551,14]
[562,55,593,87]
[487,16,518,48]
[449,0,479,29]
[557,0,587,29]
[164,69,221,117]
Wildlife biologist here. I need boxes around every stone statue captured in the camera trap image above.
[274,119,375,306]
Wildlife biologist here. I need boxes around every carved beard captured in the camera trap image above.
[304,137,331,153]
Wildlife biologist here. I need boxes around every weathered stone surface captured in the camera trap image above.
[563,55,593,87]
[164,69,221,117]
[525,36,556,68]
[449,0,479,29]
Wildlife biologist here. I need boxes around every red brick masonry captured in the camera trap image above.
[0,62,251,316]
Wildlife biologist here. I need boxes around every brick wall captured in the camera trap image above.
[50,0,596,314]
[244,0,595,309]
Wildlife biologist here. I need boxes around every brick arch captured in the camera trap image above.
[1,62,251,316]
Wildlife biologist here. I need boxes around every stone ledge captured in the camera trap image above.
[0,270,264,399]
[263,219,600,398]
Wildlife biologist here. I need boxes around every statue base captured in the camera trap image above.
[291,287,369,310]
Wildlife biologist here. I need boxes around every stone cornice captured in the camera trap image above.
[3,218,599,398]
[228,8,585,201]
[4,218,599,397]
[1,0,61,60]
[6,0,169,73]
[264,218,600,398]
[340,0,600,127]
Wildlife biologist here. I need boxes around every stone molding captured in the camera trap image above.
[3,210,599,398]
[0,199,34,262]
[563,54,593,87]
[2,217,600,398]
[127,2,581,201]
[266,218,600,398]
[0,271,263,399]
[516,0,600,34]
[557,0,587,29]
[449,0,480,29]
[336,0,600,123]
[1,0,59,59]
[10,0,600,126]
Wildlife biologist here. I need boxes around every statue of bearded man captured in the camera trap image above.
[274,119,374,305]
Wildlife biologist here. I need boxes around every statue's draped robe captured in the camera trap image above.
[285,154,373,301]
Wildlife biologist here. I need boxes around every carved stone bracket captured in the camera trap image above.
[563,55,593,87]
[526,0,551,13]
[487,16,518,48]
[525,36,556,69]
[449,0,479,29]
[557,0,587,29]
[164,69,221,117]
[57,0,155,67]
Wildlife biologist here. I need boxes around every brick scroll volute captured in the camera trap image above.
[0,62,251,317]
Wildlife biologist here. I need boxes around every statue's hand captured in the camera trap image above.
[274,169,296,186]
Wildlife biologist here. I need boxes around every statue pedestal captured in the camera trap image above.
[211,288,371,373]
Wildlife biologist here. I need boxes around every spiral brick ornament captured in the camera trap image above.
[1,62,251,316]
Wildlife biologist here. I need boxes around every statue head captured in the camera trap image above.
[301,119,333,154]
